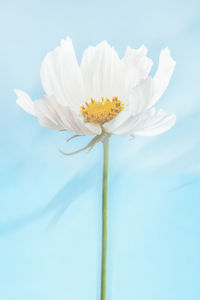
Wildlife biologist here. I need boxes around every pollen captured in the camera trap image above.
[80,97,124,124]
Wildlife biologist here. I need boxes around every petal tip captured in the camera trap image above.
[161,47,176,65]
[14,89,22,97]
[61,36,72,47]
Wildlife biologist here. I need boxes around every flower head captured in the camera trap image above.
[15,38,176,152]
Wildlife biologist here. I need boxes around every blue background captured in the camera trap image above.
[1,0,200,299]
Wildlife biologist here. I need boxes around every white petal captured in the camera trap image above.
[122,45,153,94]
[80,41,124,101]
[34,95,101,135]
[149,47,176,108]
[15,89,36,117]
[127,77,155,115]
[103,109,131,133]
[125,48,176,115]
[40,37,83,111]
[134,109,176,136]
[109,109,154,136]
[111,109,176,136]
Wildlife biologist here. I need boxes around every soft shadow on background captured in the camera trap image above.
[0,0,200,299]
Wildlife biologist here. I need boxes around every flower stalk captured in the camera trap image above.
[101,136,109,300]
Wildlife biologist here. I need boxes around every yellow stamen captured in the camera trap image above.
[80,96,124,124]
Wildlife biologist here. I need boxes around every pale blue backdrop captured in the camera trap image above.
[0,0,200,299]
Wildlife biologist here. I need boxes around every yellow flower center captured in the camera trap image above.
[80,97,124,124]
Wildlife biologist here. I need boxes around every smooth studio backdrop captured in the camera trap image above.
[0,0,200,299]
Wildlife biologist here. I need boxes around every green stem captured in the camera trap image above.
[101,137,109,300]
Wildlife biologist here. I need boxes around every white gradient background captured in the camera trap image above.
[1,0,200,299]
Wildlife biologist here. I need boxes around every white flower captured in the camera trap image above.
[15,38,176,140]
